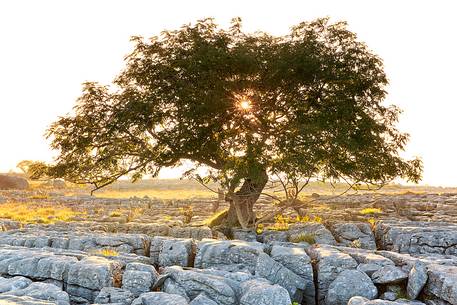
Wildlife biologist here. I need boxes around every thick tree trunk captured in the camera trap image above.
[224,170,268,229]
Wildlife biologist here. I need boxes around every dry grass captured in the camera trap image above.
[91,248,119,256]
[94,189,215,200]
[0,202,83,224]
[360,207,382,215]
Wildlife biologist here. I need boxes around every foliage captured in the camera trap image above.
[16,160,51,180]
[289,233,316,244]
[127,207,144,222]
[256,223,264,234]
[41,17,422,226]
[350,239,362,248]
[109,211,122,217]
[367,217,377,229]
[205,208,229,227]
[179,205,194,224]
[360,207,382,215]
[0,202,82,224]
[91,248,119,257]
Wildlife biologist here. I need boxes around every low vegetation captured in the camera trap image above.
[0,202,83,224]
[179,205,194,224]
[289,233,316,244]
[360,208,383,215]
[91,248,119,257]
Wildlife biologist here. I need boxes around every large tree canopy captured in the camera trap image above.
[45,17,422,228]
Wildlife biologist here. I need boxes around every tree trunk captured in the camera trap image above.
[224,170,268,229]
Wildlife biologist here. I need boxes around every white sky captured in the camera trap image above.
[0,0,456,186]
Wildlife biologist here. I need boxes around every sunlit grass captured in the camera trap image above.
[94,189,216,200]
[360,207,382,215]
[90,248,119,256]
[0,202,83,224]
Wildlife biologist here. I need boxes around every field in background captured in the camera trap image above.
[91,179,457,200]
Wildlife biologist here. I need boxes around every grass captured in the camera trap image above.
[204,208,229,227]
[0,202,83,224]
[91,248,119,257]
[94,189,215,200]
[360,207,383,215]
[109,211,122,217]
[289,233,316,244]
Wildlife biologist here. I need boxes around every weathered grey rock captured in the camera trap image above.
[0,230,150,256]
[195,239,264,273]
[270,245,315,304]
[407,261,428,300]
[232,229,257,242]
[189,293,218,305]
[0,175,29,190]
[307,245,358,304]
[348,296,426,305]
[131,292,189,305]
[0,276,32,293]
[380,292,397,301]
[338,247,395,267]
[372,266,408,284]
[375,221,457,255]
[0,295,57,304]
[67,256,123,290]
[326,270,378,305]
[35,255,79,281]
[170,226,213,240]
[4,282,70,305]
[424,264,457,305]
[328,222,376,249]
[161,266,238,305]
[289,223,336,245]
[260,230,288,243]
[255,252,306,303]
[239,279,291,305]
[150,237,194,267]
[357,263,384,276]
[94,287,135,305]
[122,263,158,296]
[66,284,98,303]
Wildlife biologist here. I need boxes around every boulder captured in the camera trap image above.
[270,245,315,304]
[131,292,188,305]
[371,266,408,284]
[195,239,265,273]
[0,276,32,293]
[407,261,427,300]
[170,226,213,240]
[348,296,426,304]
[288,223,336,245]
[0,175,29,190]
[3,282,70,305]
[326,270,378,305]
[232,229,257,242]
[424,264,457,305]
[161,266,239,305]
[375,221,457,255]
[255,253,306,303]
[150,237,194,267]
[189,293,218,305]
[328,222,376,249]
[307,245,358,304]
[122,263,158,296]
[239,279,291,305]
[94,287,135,305]
[67,256,123,289]
[0,295,58,304]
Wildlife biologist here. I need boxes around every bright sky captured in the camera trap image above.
[0,0,456,186]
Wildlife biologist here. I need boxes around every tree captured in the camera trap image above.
[17,160,49,180]
[44,17,422,228]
